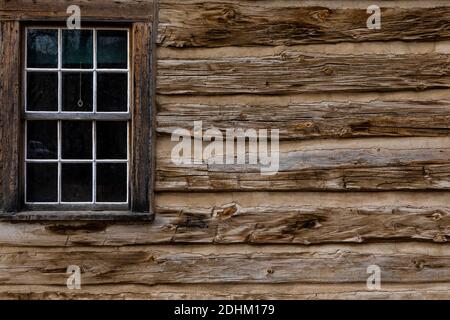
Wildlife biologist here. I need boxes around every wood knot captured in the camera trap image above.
[223,8,236,20]
[416,83,427,91]
[266,268,275,275]
[413,259,425,271]
[310,9,331,22]
[431,212,443,221]
[212,203,241,220]
[322,67,334,75]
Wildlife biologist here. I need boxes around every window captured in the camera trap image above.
[24,27,130,210]
[0,22,154,220]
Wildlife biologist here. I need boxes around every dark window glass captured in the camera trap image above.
[62,30,93,69]
[62,72,93,112]
[61,163,92,202]
[97,73,127,112]
[61,121,92,159]
[27,121,57,159]
[97,163,127,202]
[27,29,58,68]
[97,30,128,69]
[96,121,127,159]
[26,72,58,111]
[26,163,58,202]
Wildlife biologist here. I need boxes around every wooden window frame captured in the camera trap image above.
[0,21,155,221]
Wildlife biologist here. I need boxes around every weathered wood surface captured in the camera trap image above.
[0,204,448,246]
[0,21,20,212]
[157,51,450,95]
[0,0,153,21]
[131,23,154,214]
[156,141,450,191]
[1,283,449,300]
[0,245,449,285]
[157,99,450,139]
[158,2,450,47]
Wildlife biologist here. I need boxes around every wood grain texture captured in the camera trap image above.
[0,21,20,212]
[1,283,449,299]
[0,0,153,21]
[156,140,450,191]
[158,2,450,47]
[0,203,448,245]
[0,245,448,285]
[157,51,450,95]
[131,22,154,214]
[157,99,450,140]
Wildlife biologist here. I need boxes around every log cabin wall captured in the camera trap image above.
[0,0,450,299]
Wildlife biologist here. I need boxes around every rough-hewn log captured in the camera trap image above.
[157,204,450,244]
[157,99,450,139]
[156,140,450,191]
[157,51,450,95]
[0,245,448,285]
[1,283,449,300]
[0,21,20,212]
[0,0,153,21]
[0,204,448,246]
[158,2,450,47]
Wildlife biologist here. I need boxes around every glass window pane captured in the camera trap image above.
[62,72,93,112]
[62,29,93,69]
[26,163,58,202]
[62,121,92,159]
[97,73,127,112]
[61,163,92,202]
[26,72,58,111]
[96,121,127,159]
[97,30,128,69]
[27,29,58,68]
[27,121,57,159]
[97,163,127,202]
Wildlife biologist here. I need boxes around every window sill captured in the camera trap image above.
[0,211,154,222]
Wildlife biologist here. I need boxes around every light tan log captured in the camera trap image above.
[1,283,449,300]
[158,1,450,47]
[157,49,450,95]
[156,137,450,191]
[157,99,450,139]
[0,244,448,285]
[0,200,448,245]
[0,0,153,21]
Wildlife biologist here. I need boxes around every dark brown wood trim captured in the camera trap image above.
[0,0,153,22]
[0,21,21,213]
[131,21,154,217]
[0,211,152,221]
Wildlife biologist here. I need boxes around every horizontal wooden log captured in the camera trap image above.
[0,203,448,245]
[0,245,448,285]
[158,204,450,244]
[1,283,449,299]
[157,99,450,139]
[0,0,153,21]
[156,139,450,191]
[158,2,450,47]
[157,51,450,95]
